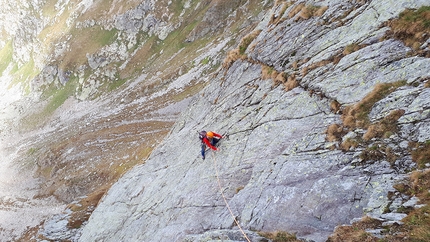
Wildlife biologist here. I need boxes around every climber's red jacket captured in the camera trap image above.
[202,132,222,150]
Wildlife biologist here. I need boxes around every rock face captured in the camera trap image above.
[1,0,429,241]
[1,0,271,240]
[79,1,430,241]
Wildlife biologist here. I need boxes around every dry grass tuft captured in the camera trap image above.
[259,231,301,242]
[343,43,366,55]
[296,5,328,20]
[261,66,299,91]
[223,30,261,69]
[384,6,430,57]
[288,3,305,18]
[315,6,329,17]
[297,6,313,20]
[292,60,298,70]
[411,141,430,169]
[301,51,343,77]
[223,49,242,68]
[362,109,405,141]
[409,170,430,192]
[385,146,398,163]
[327,216,382,242]
[359,145,385,162]
[325,82,407,158]
[301,66,308,76]
[326,123,345,142]
[261,65,279,80]
[340,138,359,151]
[274,71,287,84]
[269,1,293,26]
[283,74,298,91]
[330,100,341,113]
[341,81,406,129]
[301,42,366,77]
[274,0,283,5]
[362,124,380,141]
[239,30,262,55]
[235,186,245,193]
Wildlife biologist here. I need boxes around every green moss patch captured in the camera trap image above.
[44,79,77,114]
[8,57,39,94]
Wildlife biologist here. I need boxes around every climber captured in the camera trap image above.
[199,130,223,160]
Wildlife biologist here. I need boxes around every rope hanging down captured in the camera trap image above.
[211,152,251,242]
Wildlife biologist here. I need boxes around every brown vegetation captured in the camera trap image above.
[286,3,328,21]
[325,81,407,163]
[297,5,328,20]
[327,216,382,242]
[330,100,341,113]
[261,65,279,80]
[326,123,347,142]
[16,223,44,242]
[384,6,430,57]
[283,74,298,91]
[274,71,287,85]
[402,205,430,241]
[332,169,430,241]
[239,30,262,55]
[223,49,243,69]
[259,231,301,242]
[340,138,359,151]
[223,30,262,69]
[260,65,299,91]
[341,81,406,129]
[359,144,386,162]
[410,141,430,169]
[288,3,305,19]
[269,1,293,26]
[387,170,430,241]
[343,43,366,55]
[67,186,108,228]
[408,170,430,203]
[362,109,405,141]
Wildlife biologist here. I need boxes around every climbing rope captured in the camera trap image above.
[211,152,251,242]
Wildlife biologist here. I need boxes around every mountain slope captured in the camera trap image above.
[79,0,430,241]
[0,0,272,240]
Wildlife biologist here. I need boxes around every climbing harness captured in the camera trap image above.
[210,152,251,242]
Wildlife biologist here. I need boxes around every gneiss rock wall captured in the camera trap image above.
[80,0,430,241]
